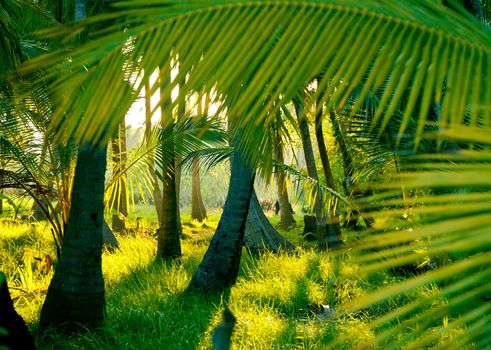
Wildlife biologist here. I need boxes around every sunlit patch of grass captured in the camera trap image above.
[0,207,471,349]
[232,306,287,349]
[337,317,376,347]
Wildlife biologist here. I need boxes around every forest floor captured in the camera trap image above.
[0,208,460,349]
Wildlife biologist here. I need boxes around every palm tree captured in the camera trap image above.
[191,91,209,222]
[294,97,339,249]
[111,120,128,232]
[189,142,255,291]
[38,0,111,329]
[21,0,491,345]
[39,143,107,329]
[273,115,297,228]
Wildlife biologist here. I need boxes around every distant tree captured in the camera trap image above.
[273,123,296,229]
[191,91,209,222]
[111,119,128,232]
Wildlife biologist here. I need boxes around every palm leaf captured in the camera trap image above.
[16,0,491,347]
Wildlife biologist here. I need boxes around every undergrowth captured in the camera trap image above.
[0,212,463,349]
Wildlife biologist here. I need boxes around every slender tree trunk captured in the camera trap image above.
[175,156,183,235]
[330,111,354,194]
[293,98,329,250]
[174,60,187,236]
[111,120,127,232]
[31,135,49,221]
[189,148,255,291]
[244,190,295,251]
[274,134,296,228]
[156,60,181,259]
[0,160,4,214]
[39,143,107,330]
[191,90,208,222]
[313,92,342,249]
[145,78,164,223]
[191,159,207,221]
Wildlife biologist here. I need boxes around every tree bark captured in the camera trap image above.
[175,156,183,235]
[111,120,127,232]
[156,60,181,260]
[244,190,295,251]
[294,98,330,250]
[145,78,164,224]
[39,143,106,330]
[329,111,353,194]
[313,94,342,249]
[191,159,207,222]
[31,135,49,221]
[274,136,296,228]
[188,149,255,291]
[191,91,208,222]
[0,272,36,350]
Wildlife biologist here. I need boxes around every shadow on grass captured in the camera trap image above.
[37,258,230,350]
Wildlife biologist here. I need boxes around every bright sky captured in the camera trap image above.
[125,69,220,129]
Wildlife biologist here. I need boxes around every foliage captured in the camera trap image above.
[3,0,491,347]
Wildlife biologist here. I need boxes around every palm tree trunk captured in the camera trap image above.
[191,90,208,222]
[313,93,342,249]
[39,143,106,329]
[189,149,255,291]
[274,135,296,228]
[175,156,183,235]
[111,120,127,232]
[293,98,328,250]
[156,60,181,259]
[157,160,181,259]
[31,135,49,221]
[145,78,164,223]
[0,167,4,215]
[40,0,106,330]
[244,190,295,251]
[191,159,207,222]
[329,111,353,194]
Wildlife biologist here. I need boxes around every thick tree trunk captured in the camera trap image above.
[313,95,342,249]
[156,60,181,259]
[274,139,296,228]
[191,159,207,222]
[157,162,181,259]
[111,121,127,232]
[189,150,255,291]
[244,190,295,251]
[39,143,106,330]
[294,99,330,250]
[0,272,36,350]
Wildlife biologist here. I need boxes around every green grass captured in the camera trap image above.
[0,209,468,349]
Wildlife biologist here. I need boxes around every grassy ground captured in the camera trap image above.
[0,210,462,349]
